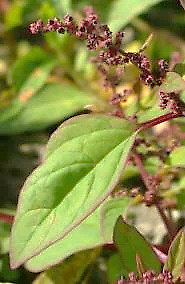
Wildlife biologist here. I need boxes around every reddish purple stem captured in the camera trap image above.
[0,213,14,225]
[138,112,182,132]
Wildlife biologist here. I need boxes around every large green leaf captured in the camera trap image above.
[25,196,130,272]
[164,228,185,281]
[108,0,162,32]
[10,115,136,269]
[113,216,161,276]
[0,83,96,134]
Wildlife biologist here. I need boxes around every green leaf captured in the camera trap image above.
[175,61,185,76]
[169,146,185,167]
[137,105,168,124]
[159,72,185,94]
[9,47,54,93]
[5,0,42,29]
[0,100,24,125]
[108,0,162,32]
[18,60,56,101]
[52,0,72,15]
[107,253,127,283]
[177,189,185,210]
[25,196,130,272]
[5,0,24,29]
[10,115,137,269]
[180,90,185,104]
[32,249,100,284]
[0,222,11,255]
[164,228,185,281]
[113,216,161,276]
[177,177,185,210]
[0,255,20,283]
[0,51,56,128]
[100,197,130,243]
[0,83,96,134]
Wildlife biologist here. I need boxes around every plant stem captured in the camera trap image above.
[156,205,176,240]
[0,212,14,225]
[138,112,182,132]
[133,150,151,189]
[133,150,176,240]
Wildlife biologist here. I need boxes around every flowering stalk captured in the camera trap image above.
[29,8,169,89]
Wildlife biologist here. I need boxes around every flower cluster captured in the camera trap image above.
[30,7,168,88]
[143,175,159,206]
[117,270,174,284]
[158,59,169,79]
[30,6,122,51]
[159,91,185,115]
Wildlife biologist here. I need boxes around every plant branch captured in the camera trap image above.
[138,112,182,132]
[0,212,14,225]
[155,205,176,240]
[133,149,176,240]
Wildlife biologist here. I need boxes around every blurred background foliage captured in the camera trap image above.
[0,0,184,283]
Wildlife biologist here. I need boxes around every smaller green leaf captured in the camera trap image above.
[33,249,100,284]
[0,100,23,124]
[0,83,96,134]
[113,216,161,276]
[25,196,130,272]
[108,0,162,32]
[9,47,54,93]
[5,1,24,29]
[52,0,72,15]
[175,61,185,76]
[0,222,11,255]
[0,255,20,283]
[138,105,168,123]
[164,228,185,281]
[18,60,56,102]
[169,146,185,167]
[107,253,127,283]
[0,57,56,126]
[159,72,185,94]
[177,177,185,210]
[180,90,185,104]
[100,197,130,242]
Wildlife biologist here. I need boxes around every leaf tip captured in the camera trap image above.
[9,255,21,270]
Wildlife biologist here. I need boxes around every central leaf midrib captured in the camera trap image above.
[24,130,130,216]
[46,126,131,159]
